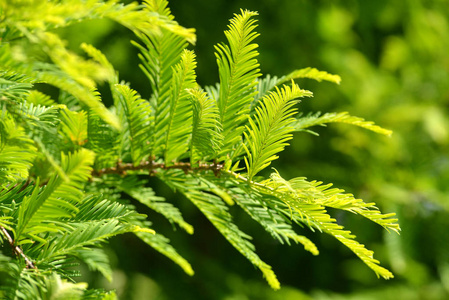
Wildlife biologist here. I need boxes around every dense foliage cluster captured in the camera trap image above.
[0,0,400,298]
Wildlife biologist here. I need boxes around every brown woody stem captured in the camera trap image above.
[0,225,36,269]
[92,159,224,177]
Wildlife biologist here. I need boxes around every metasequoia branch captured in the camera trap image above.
[92,159,224,177]
[0,225,36,269]
[92,159,282,213]
[91,158,273,191]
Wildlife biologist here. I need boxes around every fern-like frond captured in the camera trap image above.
[0,182,34,228]
[13,30,113,126]
[0,181,34,208]
[2,1,119,40]
[73,194,140,223]
[215,9,261,156]
[231,187,319,255]
[318,194,400,233]
[9,100,74,181]
[244,83,312,180]
[251,74,279,110]
[293,111,393,136]
[21,193,147,279]
[190,189,279,289]
[136,230,194,276]
[0,264,88,300]
[80,43,117,85]
[252,68,339,109]
[59,108,88,148]
[255,171,398,279]
[0,69,27,88]
[142,0,196,44]
[40,32,113,88]
[143,0,171,16]
[277,67,342,85]
[117,176,193,234]
[35,219,136,265]
[0,1,400,293]
[164,49,197,163]
[292,201,394,279]
[39,273,88,300]
[132,21,189,157]
[68,188,193,276]
[0,113,37,186]
[37,70,120,130]
[18,102,60,133]
[188,88,223,164]
[0,76,32,101]
[2,0,194,44]
[86,111,120,170]
[9,101,70,180]
[26,90,55,106]
[268,172,400,233]
[114,84,152,165]
[163,172,280,289]
[75,248,112,283]
[15,149,95,242]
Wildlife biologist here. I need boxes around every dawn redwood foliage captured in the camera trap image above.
[0,0,399,298]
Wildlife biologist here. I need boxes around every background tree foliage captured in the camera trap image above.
[1,0,448,299]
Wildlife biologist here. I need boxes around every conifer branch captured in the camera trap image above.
[0,225,36,270]
[1,1,401,293]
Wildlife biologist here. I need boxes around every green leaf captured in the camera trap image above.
[141,0,196,44]
[293,111,393,136]
[243,83,312,180]
[59,108,88,147]
[252,74,279,110]
[117,176,193,234]
[164,173,280,290]
[136,230,194,276]
[164,49,197,163]
[1,267,87,300]
[291,201,394,279]
[188,88,223,164]
[114,84,152,165]
[75,248,112,283]
[37,70,120,130]
[0,75,32,101]
[0,181,34,206]
[268,172,400,233]
[26,91,55,106]
[36,219,135,264]
[232,187,319,255]
[42,273,87,300]
[252,68,340,111]
[133,29,187,157]
[277,67,342,85]
[258,171,398,279]
[86,111,120,170]
[73,194,140,223]
[9,100,72,180]
[31,32,121,130]
[15,149,95,242]
[80,43,117,85]
[0,113,37,186]
[215,9,261,157]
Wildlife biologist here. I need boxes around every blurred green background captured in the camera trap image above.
[61,0,449,298]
